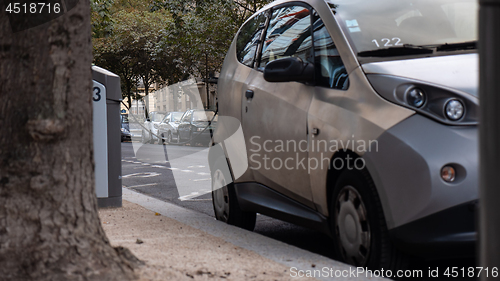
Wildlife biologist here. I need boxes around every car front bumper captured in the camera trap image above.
[389,200,477,258]
[363,114,478,257]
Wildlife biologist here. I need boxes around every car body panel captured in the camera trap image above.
[158,112,183,142]
[362,53,479,97]
[143,111,167,142]
[242,70,315,208]
[363,114,478,229]
[308,67,415,215]
[213,0,479,259]
[178,110,217,145]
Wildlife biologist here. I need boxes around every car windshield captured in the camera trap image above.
[172,112,183,122]
[327,0,477,59]
[192,111,218,122]
[152,113,165,122]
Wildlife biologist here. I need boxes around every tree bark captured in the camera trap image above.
[0,2,138,281]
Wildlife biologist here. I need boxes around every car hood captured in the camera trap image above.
[361,53,478,97]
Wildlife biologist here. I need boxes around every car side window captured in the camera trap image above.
[236,12,267,68]
[259,5,313,70]
[182,111,193,123]
[313,17,349,90]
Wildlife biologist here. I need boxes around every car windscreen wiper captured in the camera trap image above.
[358,45,434,57]
[435,41,477,52]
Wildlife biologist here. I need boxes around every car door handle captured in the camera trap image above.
[245,90,254,100]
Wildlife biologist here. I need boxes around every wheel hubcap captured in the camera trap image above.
[335,185,371,266]
[212,170,229,222]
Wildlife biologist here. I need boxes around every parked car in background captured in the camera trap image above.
[178,109,218,146]
[142,111,167,144]
[120,114,131,142]
[158,111,184,144]
[210,0,478,271]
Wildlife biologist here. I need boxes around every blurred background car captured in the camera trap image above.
[177,109,217,146]
[120,114,131,142]
[141,111,167,144]
[158,111,184,145]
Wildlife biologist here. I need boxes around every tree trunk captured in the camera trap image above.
[0,2,137,281]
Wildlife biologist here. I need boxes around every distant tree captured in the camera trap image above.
[92,0,185,111]
[152,0,272,80]
[0,1,138,281]
[91,0,272,109]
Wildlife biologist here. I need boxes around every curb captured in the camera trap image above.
[122,188,387,281]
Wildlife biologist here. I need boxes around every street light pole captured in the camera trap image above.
[479,0,500,279]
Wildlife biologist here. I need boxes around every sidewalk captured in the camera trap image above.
[99,188,386,281]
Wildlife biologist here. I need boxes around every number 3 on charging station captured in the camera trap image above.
[93,86,102,102]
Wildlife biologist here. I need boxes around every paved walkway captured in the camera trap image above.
[98,188,387,281]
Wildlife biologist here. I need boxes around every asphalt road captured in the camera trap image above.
[121,141,476,280]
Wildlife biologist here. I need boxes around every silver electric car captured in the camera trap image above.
[210,0,478,270]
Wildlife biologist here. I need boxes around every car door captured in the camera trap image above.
[241,4,315,208]
[159,113,170,136]
[178,110,193,141]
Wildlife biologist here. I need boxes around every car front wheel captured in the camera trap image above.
[331,168,408,270]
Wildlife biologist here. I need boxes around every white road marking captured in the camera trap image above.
[151,165,167,169]
[193,178,210,182]
[178,192,203,201]
[122,172,161,178]
[125,183,158,188]
[197,172,210,176]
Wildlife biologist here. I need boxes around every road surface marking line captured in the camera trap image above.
[193,178,210,182]
[125,183,158,188]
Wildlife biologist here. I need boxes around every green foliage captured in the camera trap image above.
[91,0,272,107]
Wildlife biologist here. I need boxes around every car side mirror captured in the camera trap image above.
[146,118,150,122]
[264,57,314,83]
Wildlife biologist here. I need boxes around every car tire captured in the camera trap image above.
[330,168,408,271]
[211,158,256,231]
[189,133,197,146]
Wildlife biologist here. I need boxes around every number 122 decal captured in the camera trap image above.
[372,37,403,47]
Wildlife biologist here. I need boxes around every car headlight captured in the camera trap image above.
[406,87,426,108]
[153,124,159,129]
[367,74,478,125]
[121,128,129,133]
[197,127,205,132]
[445,99,465,121]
